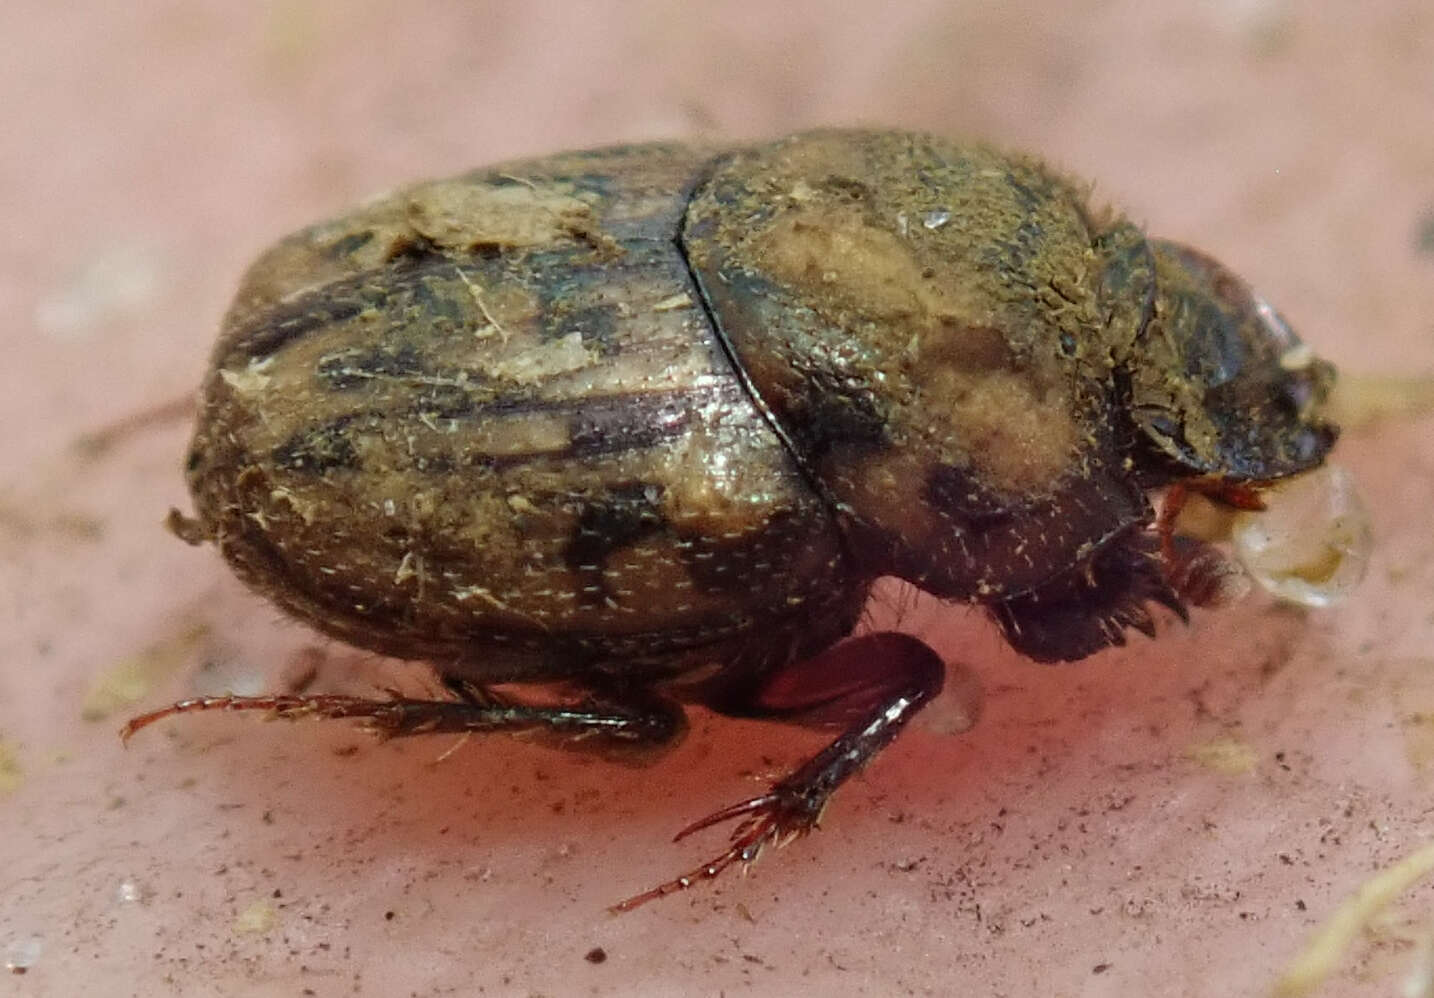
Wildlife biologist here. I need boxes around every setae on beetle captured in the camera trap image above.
[126,130,1340,909]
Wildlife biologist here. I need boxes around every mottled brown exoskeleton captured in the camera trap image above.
[127,130,1338,909]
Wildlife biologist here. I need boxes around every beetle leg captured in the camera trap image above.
[1164,536,1253,608]
[611,632,943,912]
[1159,477,1269,559]
[1193,478,1268,512]
[1155,481,1190,569]
[991,531,1186,663]
[1156,477,1265,606]
[120,684,685,749]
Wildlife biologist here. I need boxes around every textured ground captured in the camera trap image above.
[4,2,1434,996]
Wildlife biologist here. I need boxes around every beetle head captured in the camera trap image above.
[1128,239,1338,484]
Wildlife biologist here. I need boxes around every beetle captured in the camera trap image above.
[124,129,1339,910]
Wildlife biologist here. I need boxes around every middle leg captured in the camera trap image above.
[121,676,687,753]
[613,631,945,911]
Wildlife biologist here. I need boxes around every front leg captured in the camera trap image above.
[612,631,944,912]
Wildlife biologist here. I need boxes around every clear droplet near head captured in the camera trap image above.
[1230,463,1372,607]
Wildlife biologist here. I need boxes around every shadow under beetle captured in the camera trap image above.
[125,130,1339,909]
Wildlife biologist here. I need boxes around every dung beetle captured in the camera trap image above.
[125,130,1340,910]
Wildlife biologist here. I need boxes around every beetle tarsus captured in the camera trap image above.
[672,794,781,841]
[121,688,685,747]
[612,632,944,912]
[610,793,804,913]
[120,693,404,743]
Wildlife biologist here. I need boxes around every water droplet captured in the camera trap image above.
[1231,463,1371,607]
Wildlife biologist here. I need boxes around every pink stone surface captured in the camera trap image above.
[4,3,1434,995]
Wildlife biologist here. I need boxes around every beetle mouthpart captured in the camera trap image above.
[1230,463,1371,608]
